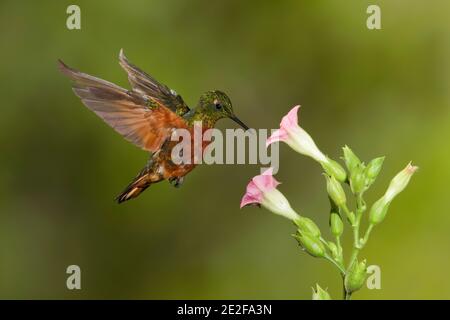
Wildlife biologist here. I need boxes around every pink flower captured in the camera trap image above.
[266,106,347,182]
[240,168,299,221]
[266,106,327,163]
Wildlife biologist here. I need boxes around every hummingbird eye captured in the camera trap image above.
[215,102,223,110]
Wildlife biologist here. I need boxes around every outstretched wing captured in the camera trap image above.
[118,49,190,116]
[58,60,188,152]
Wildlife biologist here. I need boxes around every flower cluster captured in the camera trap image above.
[240,106,417,300]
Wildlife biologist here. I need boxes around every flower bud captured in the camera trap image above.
[365,156,385,185]
[312,284,331,300]
[295,216,321,238]
[321,158,347,182]
[344,259,368,294]
[327,241,338,259]
[369,197,390,225]
[342,145,361,173]
[384,162,418,203]
[350,165,366,194]
[294,232,326,258]
[329,212,343,237]
[369,162,418,225]
[325,175,346,207]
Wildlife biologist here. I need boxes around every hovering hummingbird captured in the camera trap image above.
[59,49,249,203]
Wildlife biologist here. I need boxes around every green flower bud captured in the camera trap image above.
[344,259,368,294]
[321,158,347,182]
[342,145,361,173]
[369,162,418,225]
[369,197,390,225]
[350,165,366,194]
[312,284,331,300]
[294,216,321,238]
[327,241,338,259]
[294,232,326,258]
[384,162,418,203]
[329,212,343,237]
[325,175,347,207]
[365,156,385,185]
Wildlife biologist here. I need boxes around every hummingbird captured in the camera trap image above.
[59,49,249,203]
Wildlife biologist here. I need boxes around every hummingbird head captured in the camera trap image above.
[197,90,249,130]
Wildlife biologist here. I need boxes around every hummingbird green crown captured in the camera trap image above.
[187,90,248,129]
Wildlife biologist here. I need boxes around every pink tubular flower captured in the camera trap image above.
[266,106,347,182]
[240,168,299,221]
[266,106,327,163]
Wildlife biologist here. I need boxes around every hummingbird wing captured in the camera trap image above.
[58,60,189,152]
[118,49,190,116]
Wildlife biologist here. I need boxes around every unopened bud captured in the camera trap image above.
[369,162,418,225]
[384,162,418,203]
[312,284,331,300]
[294,232,326,258]
[342,145,361,173]
[327,241,338,259]
[350,165,366,194]
[365,157,385,186]
[344,259,368,294]
[330,212,343,237]
[295,216,321,238]
[369,197,390,225]
[321,158,347,182]
[325,175,347,207]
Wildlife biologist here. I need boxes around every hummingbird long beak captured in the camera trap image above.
[230,115,249,130]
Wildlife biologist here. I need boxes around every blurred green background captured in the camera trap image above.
[0,0,449,299]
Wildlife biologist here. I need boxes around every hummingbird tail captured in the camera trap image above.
[115,166,158,204]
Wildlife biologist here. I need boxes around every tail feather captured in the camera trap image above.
[115,167,153,204]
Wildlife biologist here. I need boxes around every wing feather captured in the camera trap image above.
[58,59,188,152]
[118,49,190,116]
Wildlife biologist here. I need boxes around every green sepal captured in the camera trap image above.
[321,158,347,183]
[294,232,326,258]
[365,156,385,187]
[344,259,368,294]
[312,284,332,300]
[342,145,361,173]
[325,174,347,207]
[295,216,321,238]
[369,197,390,225]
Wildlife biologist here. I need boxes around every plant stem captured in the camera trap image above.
[342,275,347,300]
[335,236,343,264]
[361,224,374,246]
[324,253,346,275]
[342,193,367,299]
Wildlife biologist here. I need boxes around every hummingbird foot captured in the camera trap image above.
[169,177,184,188]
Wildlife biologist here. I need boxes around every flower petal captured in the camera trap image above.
[252,169,280,192]
[266,128,288,147]
[280,105,301,130]
[240,180,263,208]
[240,192,261,208]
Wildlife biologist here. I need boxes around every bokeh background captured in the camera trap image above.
[0,0,449,299]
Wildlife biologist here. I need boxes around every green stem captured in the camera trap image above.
[361,224,375,246]
[343,193,366,299]
[347,248,360,270]
[342,275,347,300]
[341,204,355,225]
[335,236,343,263]
[324,253,346,275]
